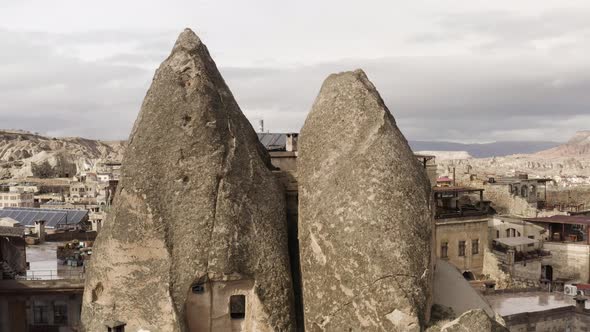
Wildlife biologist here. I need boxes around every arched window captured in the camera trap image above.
[521,186,529,198]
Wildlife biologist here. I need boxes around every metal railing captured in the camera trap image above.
[18,270,85,281]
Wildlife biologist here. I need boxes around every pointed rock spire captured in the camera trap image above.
[82,28,295,331]
[298,69,434,331]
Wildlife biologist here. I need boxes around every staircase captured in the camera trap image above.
[0,260,17,280]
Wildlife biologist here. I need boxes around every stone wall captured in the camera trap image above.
[45,231,96,242]
[504,306,575,332]
[0,236,26,275]
[488,217,545,244]
[503,307,590,331]
[482,250,541,290]
[512,260,542,282]
[268,151,297,172]
[543,242,590,283]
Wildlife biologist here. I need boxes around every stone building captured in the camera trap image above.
[434,186,492,278]
[524,215,590,284]
[69,182,98,203]
[485,175,553,214]
[257,133,299,172]
[0,235,84,332]
[0,189,34,208]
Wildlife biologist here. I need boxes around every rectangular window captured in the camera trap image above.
[33,304,49,324]
[496,230,500,238]
[472,239,479,255]
[458,241,466,257]
[230,295,246,319]
[54,303,68,324]
[440,242,448,259]
[528,235,535,247]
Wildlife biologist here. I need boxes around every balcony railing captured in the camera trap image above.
[435,208,489,220]
[17,270,85,281]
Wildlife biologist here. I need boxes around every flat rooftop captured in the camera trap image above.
[27,241,84,280]
[433,186,484,193]
[525,215,590,226]
[487,292,588,316]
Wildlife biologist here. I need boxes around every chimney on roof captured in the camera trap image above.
[258,119,264,133]
[286,133,298,152]
[575,295,587,313]
[34,220,46,243]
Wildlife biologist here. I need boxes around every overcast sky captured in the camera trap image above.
[1,0,589,143]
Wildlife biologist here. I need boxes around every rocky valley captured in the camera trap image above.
[0,130,125,180]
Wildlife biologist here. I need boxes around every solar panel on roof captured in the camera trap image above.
[0,207,88,227]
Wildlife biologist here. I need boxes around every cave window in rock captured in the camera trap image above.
[106,321,126,332]
[230,295,246,319]
[191,283,205,294]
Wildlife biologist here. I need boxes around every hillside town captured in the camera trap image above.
[0,27,590,332]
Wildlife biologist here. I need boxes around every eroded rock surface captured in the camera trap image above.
[82,28,294,332]
[298,69,433,331]
[435,310,509,332]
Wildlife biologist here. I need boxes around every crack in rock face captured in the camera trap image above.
[298,69,434,331]
[81,28,295,332]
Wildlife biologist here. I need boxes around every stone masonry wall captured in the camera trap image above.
[543,242,590,283]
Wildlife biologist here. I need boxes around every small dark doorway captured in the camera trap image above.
[230,295,246,319]
[542,265,553,281]
[463,271,475,281]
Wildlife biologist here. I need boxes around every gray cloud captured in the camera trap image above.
[222,56,590,142]
[2,7,590,144]
[421,8,590,52]
[0,29,154,139]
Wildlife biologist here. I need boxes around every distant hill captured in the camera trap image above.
[535,131,590,158]
[0,130,125,179]
[409,140,560,158]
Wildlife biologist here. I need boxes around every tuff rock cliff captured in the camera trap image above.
[81,29,295,332]
[298,69,434,331]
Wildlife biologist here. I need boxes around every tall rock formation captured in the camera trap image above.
[82,29,295,332]
[298,69,434,331]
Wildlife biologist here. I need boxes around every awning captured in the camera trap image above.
[494,237,538,247]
